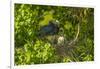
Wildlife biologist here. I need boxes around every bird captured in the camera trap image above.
[38,20,59,37]
[57,36,65,45]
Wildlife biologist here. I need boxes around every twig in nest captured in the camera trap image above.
[68,23,80,46]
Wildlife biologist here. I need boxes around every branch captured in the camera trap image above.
[68,23,80,46]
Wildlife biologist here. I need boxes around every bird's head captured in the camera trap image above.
[49,20,60,27]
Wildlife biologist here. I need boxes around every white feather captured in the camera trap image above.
[57,36,64,45]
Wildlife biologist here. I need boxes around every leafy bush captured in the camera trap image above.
[14,4,94,65]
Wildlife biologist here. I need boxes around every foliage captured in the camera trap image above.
[14,4,94,65]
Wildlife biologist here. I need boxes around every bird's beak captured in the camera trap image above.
[55,20,60,25]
